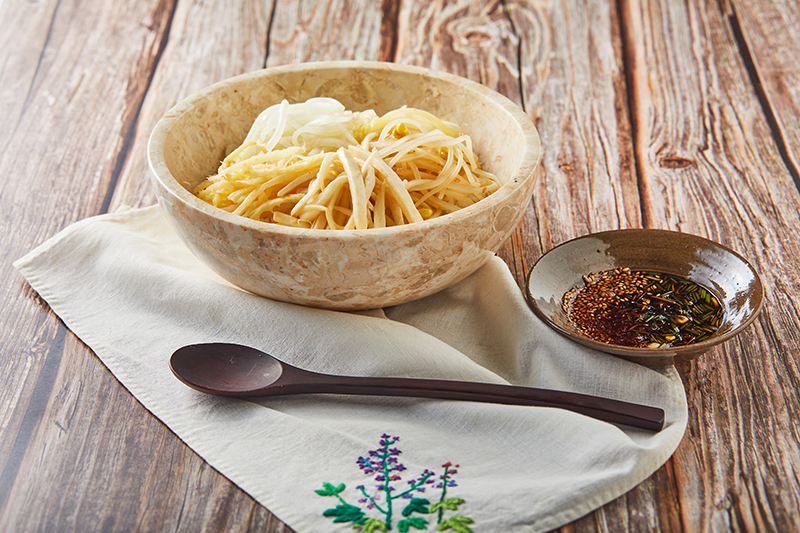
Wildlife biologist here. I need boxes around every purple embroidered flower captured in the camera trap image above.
[316,434,471,531]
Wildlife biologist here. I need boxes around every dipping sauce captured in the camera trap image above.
[562,268,723,348]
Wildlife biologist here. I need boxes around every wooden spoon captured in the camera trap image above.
[170,343,665,432]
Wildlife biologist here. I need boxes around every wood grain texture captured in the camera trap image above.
[620,0,800,530]
[505,0,641,282]
[728,0,800,187]
[396,0,523,102]
[0,0,59,152]
[3,0,800,530]
[509,0,641,242]
[0,0,292,530]
[109,0,273,211]
[266,0,385,66]
[0,0,178,528]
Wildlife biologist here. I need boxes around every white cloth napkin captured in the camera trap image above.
[15,205,687,532]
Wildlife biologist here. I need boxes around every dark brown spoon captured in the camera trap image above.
[170,343,665,432]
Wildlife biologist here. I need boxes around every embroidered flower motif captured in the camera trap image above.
[315,434,474,532]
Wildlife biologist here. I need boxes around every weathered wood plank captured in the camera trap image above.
[728,0,800,187]
[507,2,641,282]
[0,0,59,151]
[4,0,800,531]
[0,0,291,530]
[506,0,641,252]
[0,0,177,527]
[620,0,800,530]
[109,0,273,211]
[2,0,387,531]
[395,0,640,287]
[396,0,523,103]
[267,0,385,66]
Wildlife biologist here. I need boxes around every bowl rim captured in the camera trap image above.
[525,228,765,361]
[147,60,542,240]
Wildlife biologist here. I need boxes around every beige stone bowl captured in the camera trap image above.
[148,61,542,310]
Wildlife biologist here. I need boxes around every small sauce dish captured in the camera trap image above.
[525,229,764,365]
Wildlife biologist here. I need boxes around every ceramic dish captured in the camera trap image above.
[525,229,764,365]
[148,61,542,310]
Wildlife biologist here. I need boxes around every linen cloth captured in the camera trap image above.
[14,205,687,532]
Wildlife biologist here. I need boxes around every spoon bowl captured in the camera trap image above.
[170,343,666,432]
[171,343,284,393]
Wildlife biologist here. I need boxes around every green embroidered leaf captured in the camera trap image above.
[401,497,431,516]
[430,497,465,512]
[398,516,429,531]
[436,515,475,533]
[322,503,365,524]
[315,481,346,496]
[362,517,388,532]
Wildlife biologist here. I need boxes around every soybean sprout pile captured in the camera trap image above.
[194,98,501,230]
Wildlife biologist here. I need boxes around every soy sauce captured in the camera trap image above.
[562,268,723,348]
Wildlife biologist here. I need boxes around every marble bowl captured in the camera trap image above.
[148,61,542,310]
[525,229,764,366]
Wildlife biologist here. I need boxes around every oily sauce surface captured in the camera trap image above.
[562,268,723,348]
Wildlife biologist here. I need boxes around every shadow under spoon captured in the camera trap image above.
[170,342,665,432]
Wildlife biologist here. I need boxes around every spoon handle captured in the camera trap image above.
[270,368,665,432]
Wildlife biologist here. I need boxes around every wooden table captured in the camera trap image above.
[2,0,799,531]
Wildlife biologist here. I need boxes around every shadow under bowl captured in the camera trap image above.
[525,229,764,366]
